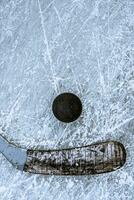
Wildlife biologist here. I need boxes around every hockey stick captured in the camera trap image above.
[0,134,126,175]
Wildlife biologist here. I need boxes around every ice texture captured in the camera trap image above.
[0,0,134,199]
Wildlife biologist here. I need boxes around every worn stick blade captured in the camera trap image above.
[24,141,126,175]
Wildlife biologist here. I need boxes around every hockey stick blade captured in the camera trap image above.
[0,134,126,175]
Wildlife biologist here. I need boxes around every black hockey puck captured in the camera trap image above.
[52,93,82,123]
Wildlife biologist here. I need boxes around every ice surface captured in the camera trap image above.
[0,0,134,199]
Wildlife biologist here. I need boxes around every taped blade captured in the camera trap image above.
[24,141,126,175]
[0,134,126,175]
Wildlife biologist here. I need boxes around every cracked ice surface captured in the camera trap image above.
[0,0,134,199]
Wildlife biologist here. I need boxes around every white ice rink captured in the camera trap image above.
[0,0,134,199]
